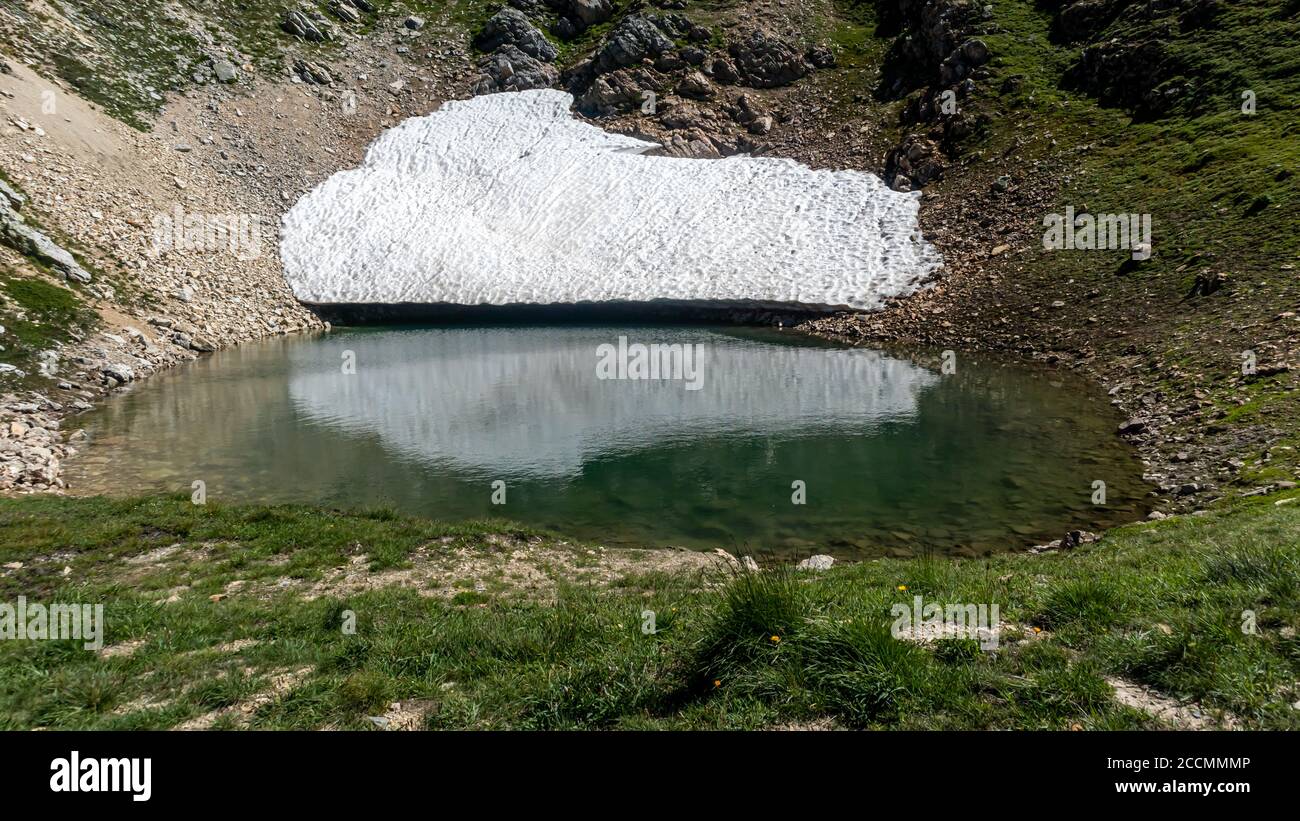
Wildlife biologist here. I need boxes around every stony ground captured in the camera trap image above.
[0,5,482,491]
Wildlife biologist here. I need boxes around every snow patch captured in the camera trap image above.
[280,90,941,310]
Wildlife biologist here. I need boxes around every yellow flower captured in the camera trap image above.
[713,679,721,688]
[770,635,781,643]
[1033,626,1042,634]
[897,585,908,591]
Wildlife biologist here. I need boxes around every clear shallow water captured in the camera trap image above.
[66,326,1149,558]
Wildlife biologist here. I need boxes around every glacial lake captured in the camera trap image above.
[65,325,1150,559]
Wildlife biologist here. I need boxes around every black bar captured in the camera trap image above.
[1,730,1284,808]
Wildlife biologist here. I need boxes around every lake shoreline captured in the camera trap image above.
[57,324,1152,560]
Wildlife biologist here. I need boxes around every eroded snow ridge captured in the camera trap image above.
[280,90,941,310]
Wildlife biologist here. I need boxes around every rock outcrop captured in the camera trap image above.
[595,15,675,72]
[874,0,994,191]
[727,29,809,89]
[472,45,561,94]
[474,7,559,62]
[0,190,92,284]
[1055,0,1226,117]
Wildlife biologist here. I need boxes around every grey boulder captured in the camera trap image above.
[474,8,558,62]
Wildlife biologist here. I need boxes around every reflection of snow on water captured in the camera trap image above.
[287,328,939,479]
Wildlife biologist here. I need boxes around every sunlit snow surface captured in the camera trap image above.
[280,90,941,310]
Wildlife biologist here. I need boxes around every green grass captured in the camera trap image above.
[0,268,99,383]
[1,491,1297,730]
[0,0,502,130]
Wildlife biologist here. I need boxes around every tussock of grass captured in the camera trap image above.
[1037,578,1126,630]
[797,619,929,725]
[337,670,395,714]
[1201,543,1300,594]
[694,569,809,679]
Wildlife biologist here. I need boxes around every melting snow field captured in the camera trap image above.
[280,90,941,311]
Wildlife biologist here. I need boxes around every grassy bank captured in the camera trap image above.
[1,492,1297,730]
